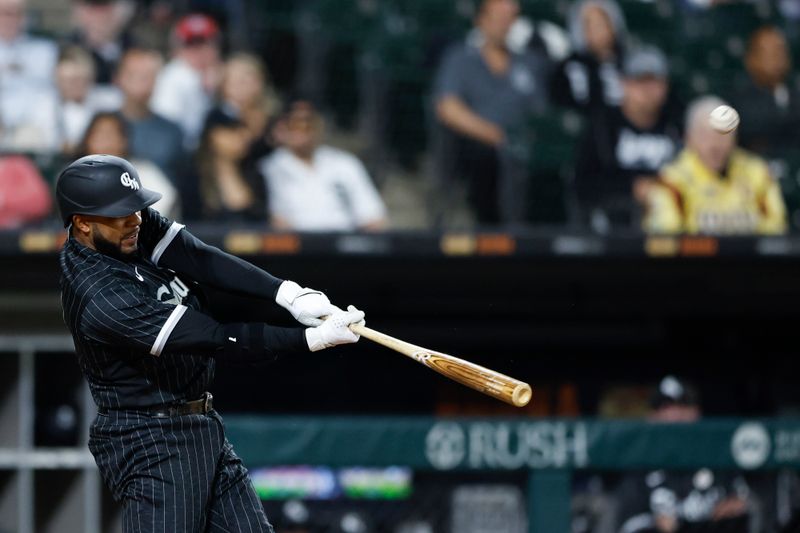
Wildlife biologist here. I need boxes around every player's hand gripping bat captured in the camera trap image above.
[349,322,532,407]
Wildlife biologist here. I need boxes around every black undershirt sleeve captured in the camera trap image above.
[163,306,308,362]
[158,228,284,303]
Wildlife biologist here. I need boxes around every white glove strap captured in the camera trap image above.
[305,327,326,352]
[275,280,302,308]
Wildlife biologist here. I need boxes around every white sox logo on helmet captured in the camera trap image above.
[120,172,140,191]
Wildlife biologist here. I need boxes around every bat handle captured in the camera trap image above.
[349,322,368,336]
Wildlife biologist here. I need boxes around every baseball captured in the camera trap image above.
[709,105,740,134]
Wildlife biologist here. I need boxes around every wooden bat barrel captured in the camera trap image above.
[350,323,532,407]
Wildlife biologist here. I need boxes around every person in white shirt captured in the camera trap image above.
[0,0,58,150]
[57,46,122,147]
[0,0,55,83]
[263,97,388,232]
[19,46,121,154]
[150,13,222,150]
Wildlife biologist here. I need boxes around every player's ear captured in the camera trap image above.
[72,214,92,234]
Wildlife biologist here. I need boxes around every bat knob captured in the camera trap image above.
[512,384,532,407]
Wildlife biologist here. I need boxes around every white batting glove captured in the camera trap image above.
[275,280,339,327]
[305,305,365,352]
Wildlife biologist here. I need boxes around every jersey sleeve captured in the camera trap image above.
[137,207,185,264]
[80,282,188,356]
[156,225,284,301]
[80,281,307,359]
[139,207,284,305]
[138,207,287,309]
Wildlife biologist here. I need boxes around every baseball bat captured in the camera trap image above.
[350,323,532,407]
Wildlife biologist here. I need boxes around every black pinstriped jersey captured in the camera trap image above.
[60,208,213,409]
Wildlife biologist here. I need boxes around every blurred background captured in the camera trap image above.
[1,0,800,531]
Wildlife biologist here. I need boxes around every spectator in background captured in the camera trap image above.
[114,47,184,185]
[643,96,787,235]
[68,0,133,85]
[23,46,121,154]
[151,13,222,149]
[76,111,178,218]
[0,0,55,85]
[615,376,751,533]
[433,0,550,225]
[731,26,800,159]
[0,155,51,228]
[262,96,388,231]
[0,0,58,151]
[551,0,627,113]
[778,0,800,20]
[192,53,278,222]
[55,46,122,150]
[213,52,277,161]
[194,109,258,222]
[127,0,175,56]
[506,12,572,63]
[575,46,680,232]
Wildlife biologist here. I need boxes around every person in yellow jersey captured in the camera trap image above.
[643,95,787,234]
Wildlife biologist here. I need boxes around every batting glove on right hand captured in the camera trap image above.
[276,280,339,327]
[305,305,365,352]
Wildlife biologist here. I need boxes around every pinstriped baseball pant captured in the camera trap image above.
[89,409,273,533]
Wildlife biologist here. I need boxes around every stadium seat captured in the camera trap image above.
[618,0,678,53]
[524,110,585,223]
[519,0,569,25]
[677,2,766,70]
[249,0,296,32]
[361,2,469,168]
[314,0,380,43]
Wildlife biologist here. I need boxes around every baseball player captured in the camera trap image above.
[57,154,365,532]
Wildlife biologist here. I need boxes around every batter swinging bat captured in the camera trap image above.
[349,323,532,407]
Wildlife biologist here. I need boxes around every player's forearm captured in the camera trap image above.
[160,228,340,327]
[159,229,284,302]
[163,308,309,361]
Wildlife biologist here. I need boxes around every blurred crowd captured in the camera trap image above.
[0,0,798,235]
[573,376,800,533]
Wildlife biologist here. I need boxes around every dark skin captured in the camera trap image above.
[72,211,142,260]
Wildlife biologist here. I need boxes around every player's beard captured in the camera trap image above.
[92,229,138,262]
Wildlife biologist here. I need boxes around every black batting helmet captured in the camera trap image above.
[55,154,162,227]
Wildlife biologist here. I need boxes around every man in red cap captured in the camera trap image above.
[151,13,222,149]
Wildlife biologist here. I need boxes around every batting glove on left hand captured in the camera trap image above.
[305,305,365,352]
[276,280,339,327]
